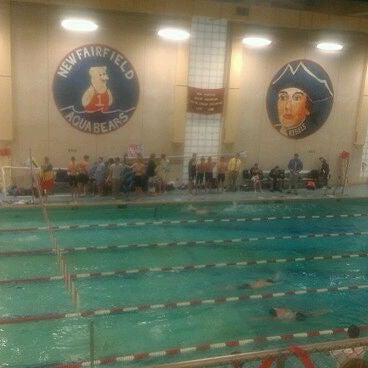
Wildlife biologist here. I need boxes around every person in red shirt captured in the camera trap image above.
[217,156,227,193]
[196,157,206,192]
[40,157,54,200]
[204,156,215,193]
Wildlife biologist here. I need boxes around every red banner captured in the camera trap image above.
[187,87,224,115]
[0,148,11,156]
[127,144,144,158]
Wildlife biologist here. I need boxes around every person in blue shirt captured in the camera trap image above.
[287,153,303,194]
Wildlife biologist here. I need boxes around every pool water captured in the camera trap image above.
[0,199,368,367]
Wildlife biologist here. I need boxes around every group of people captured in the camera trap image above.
[64,153,170,201]
[36,152,171,202]
[188,152,330,195]
[38,153,171,202]
[188,152,255,193]
[188,153,233,194]
[270,154,329,193]
[35,151,330,201]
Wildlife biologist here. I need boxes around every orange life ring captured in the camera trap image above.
[259,345,314,368]
[259,356,275,368]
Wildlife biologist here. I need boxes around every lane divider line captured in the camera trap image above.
[0,212,366,233]
[0,251,366,285]
[0,275,63,284]
[49,325,368,367]
[1,284,367,326]
[1,230,368,257]
[0,249,53,256]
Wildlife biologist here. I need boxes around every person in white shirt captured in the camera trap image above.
[109,157,123,198]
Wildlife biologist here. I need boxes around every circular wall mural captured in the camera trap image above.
[53,44,139,134]
[266,59,334,139]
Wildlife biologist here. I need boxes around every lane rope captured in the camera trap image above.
[1,284,367,325]
[1,230,368,256]
[46,325,368,367]
[0,251,367,285]
[68,252,368,279]
[0,212,366,233]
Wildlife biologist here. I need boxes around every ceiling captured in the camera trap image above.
[214,0,368,17]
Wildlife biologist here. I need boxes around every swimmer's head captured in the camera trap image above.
[265,279,274,283]
[239,283,251,289]
[269,308,277,317]
[347,324,360,338]
[295,312,307,321]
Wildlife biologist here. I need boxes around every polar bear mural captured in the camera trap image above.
[82,66,113,112]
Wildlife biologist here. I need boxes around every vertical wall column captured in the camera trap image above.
[0,0,13,142]
[223,23,243,144]
[182,16,227,181]
[171,43,189,143]
[355,47,368,179]
[355,47,368,147]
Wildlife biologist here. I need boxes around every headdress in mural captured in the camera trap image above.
[266,59,334,139]
[53,44,139,134]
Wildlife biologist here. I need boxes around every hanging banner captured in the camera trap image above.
[187,87,224,115]
[127,144,144,158]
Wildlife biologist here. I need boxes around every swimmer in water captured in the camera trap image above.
[184,204,210,215]
[239,279,275,289]
[269,307,307,321]
[269,307,331,321]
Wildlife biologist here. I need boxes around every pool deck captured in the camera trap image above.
[2,183,368,207]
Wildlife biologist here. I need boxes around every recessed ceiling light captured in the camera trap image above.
[157,27,190,41]
[316,42,343,51]
[242,36,272,47]
[61,18,98,32]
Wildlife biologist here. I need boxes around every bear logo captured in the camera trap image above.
[82,66,113,112]
[54,44,139,134]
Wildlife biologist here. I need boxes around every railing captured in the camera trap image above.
[2,155,81,308]
[154,337,368,368]
[31,161,80,309]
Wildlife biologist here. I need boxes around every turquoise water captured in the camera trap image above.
[0,199,367,367]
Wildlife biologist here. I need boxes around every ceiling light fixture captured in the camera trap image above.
[316,42,343,51]
[157,27,190,41]
[61,18,98,32]
[242,36,272,47]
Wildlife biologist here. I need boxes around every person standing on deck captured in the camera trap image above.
[188,153,197,194]
[67,156,78,202]
[40,156,54,200]
[287,153,303,194]
[228,153,242,192]
[77,155,90,196]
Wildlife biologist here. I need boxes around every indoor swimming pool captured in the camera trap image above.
[0,198,367,367]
